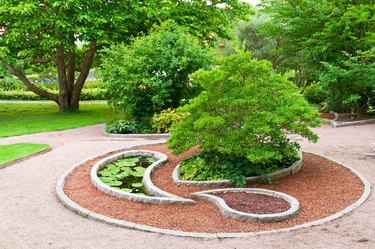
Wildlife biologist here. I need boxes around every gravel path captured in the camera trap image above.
[0,124,374,249]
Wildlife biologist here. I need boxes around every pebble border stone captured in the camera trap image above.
[327,112,375,128]
[56,150,371,238]
[90,150,195,205]
[191,188,299,222]
[172,149,303,186]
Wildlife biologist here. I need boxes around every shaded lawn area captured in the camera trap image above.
[0,102,111,137]
[0,143,50,165]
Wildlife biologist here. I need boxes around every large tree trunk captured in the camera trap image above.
[2,41,97,113]
[70,41,97,111]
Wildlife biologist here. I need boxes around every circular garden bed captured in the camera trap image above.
[60,144,368,235]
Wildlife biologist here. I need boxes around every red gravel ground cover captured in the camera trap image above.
[213,192,291,214]
[64,144,364,233]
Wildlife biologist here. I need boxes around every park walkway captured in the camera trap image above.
[0,123,374,249]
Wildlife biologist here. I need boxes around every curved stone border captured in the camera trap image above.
[173,149,303,186]
[56,150,371,238]
[0,147,52,170]
[191,188,299,222]
[327,112,375,128]
[104,131,170,140]
[90,150,195,205]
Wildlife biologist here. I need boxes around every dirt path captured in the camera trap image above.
[0,124,374,249]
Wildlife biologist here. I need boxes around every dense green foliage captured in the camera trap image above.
[0,103,110,137]
[0,0,249,112]
[0,89,106,101]
[0,143,50,165]
[319,49,375,113]
[105,120,148,134]
[151,108,189,133]
[261,0,375,113]
[168,51,320,186]
[102,23,212,129]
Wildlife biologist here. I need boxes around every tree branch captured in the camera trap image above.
[33,57,54,63]
[71,41,97,103]
[2,63,58,102]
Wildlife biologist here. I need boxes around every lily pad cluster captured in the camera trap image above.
[98,156,157,195]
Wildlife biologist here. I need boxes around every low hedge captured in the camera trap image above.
[0,88,107,101]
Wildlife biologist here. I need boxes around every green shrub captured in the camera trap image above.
[168,51,320,186]
[0,91,45,100]
[151,108,189,133]
[101,21,212,128]
[0,77,25,91]
[303,83,327,106]
[0,88,106,101]
[105,120,148,134]
[319,49,375,114]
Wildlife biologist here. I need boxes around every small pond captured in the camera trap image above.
[97,156,157,195]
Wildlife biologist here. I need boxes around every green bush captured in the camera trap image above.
[320,49,375,114]
[0,88,106,101]
[101,21,212,128]
[105,120,148,134]
[151,108,189,133]
[303,83,327,106]
[168,51,320,186]
[0,77,25,91]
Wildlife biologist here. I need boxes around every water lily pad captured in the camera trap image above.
[134,167,146,173]
[130,171,144,177]
[120,188,133,193]
[115,172,130,179]
[146,157,157,164]
[98,170,112,177]
[99,176,117,182]
[131,182,144,188]
[107,180,122,187]
[116,157,141,167]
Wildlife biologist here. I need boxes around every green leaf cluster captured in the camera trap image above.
[151,108,190,133]
[168,51,320,186]
[261,0,375,113]
[101,22,212,127]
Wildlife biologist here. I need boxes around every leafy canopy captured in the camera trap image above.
[261,0,375,113]
[101,22,212,125]
[0,0,251,111]
[168,51,320,162]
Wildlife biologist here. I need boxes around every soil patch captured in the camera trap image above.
[213,192,291,214]
[336,113,375,123]
[64,144,364,233]
[319,113,335,120]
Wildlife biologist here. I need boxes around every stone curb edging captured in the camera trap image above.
[191,188,299,222]
[172,149,303,187]
[90,150,195,205]
[56,150,371,239]
[103,131,171,140]
[0,147,52,170]
[327,112,375,128]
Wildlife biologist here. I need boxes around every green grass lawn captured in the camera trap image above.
[0,143,50,165]
[0,102,111,137]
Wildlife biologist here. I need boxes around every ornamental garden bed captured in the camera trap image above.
[59,143,367,235]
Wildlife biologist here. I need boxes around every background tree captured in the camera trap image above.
[101,22,212,129]
[168,51,320,186]
[261,0,375,113]
[0,0,250,112]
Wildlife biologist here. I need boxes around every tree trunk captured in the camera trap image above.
[2,41,97,113]
[70,41,98,111]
